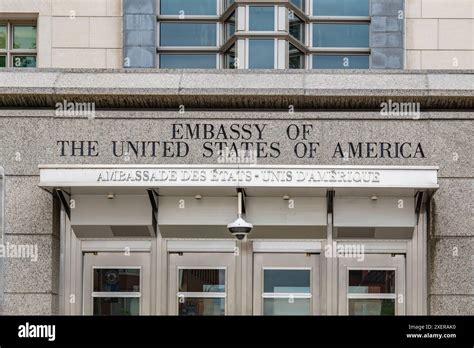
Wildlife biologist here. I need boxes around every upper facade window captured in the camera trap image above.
[312,0,369,16]
[290,0,305,12]
[160,0,217,16]
[310,0,370,69]
[153,0,374,70]
[160,22,217,47]
[312,23,369,48]
[249,6,275,32]
[248,39,275,69]
[0,22,37,68]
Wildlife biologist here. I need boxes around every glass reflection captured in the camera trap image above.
[312,23,369,47]
[290,0,304,11]
[313,55,369,69]
[160,0,217,16]
[93,297,139,316]
[289,44,305,69]
[179,269,225,292]
[179,298,225,316]
[349,299,395,315]
[225,44,236,69]
[264,270,310,293]
[12,56,37,68]
[249,6,275,31]
[0,26,6,49]
[264,298,310,315]
[224,11,236,42]
[349,270,395,293]
[160,23,216,46]
[160,54,216,69]
[248,39,274,69]
[93,269,140,292]
[13,25,36,49]
[289,14,305,43]
[0,56,5,68]
[313,0,369,16]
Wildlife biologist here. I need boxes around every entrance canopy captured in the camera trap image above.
[38,165,438,239]
[39,164,438,192]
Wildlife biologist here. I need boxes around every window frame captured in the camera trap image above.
[310,0,370,17]
[158,0,220,17]
[260,266,314,315]
[158,53,219,69]
[311,53,370,69]
[311,22,370,49]
[289,43,306,69]
[346,267,398,315]
[176,266,228,315]
[246,37,277,69]
[246,5,278,32]
[158,21,220,48]
[0,21,37,68]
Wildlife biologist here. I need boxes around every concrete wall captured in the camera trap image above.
[0,0,123,68]
[405,0,474,69]
[0,102,472,314]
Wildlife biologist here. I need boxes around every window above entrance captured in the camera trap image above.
[151,0,380,69]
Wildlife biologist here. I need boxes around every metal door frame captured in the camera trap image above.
[83,252,151,315]
[338,253,405,315]
[253,252,321,315]
[168,252,237,315]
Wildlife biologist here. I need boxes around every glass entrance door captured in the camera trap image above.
[338,254,405,315]
[83,252,151,315]
[168,252,236,315]
[253,253,320,315]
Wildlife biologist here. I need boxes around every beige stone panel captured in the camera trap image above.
[439,19,474,50]
[37,15,52,67]
[422,0,474,19]
[106,48,122,68]
[90,17,122,48]
[52,0,107,16]
[406,50,422,69]
[406,19,438,49]
[0,0,51,15]
[52,48,106,68]
[52,17,89,48]
[421,50,474,69]
[406,0,422,18]
[107,0,123,16]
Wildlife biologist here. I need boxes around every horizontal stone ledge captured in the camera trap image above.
[0,69,472,109]
[0,109,472,120]
[0,94,472,110]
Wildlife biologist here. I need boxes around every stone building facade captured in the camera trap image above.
[0,0,472,316]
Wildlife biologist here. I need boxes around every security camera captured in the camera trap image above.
[227,217,253,240]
